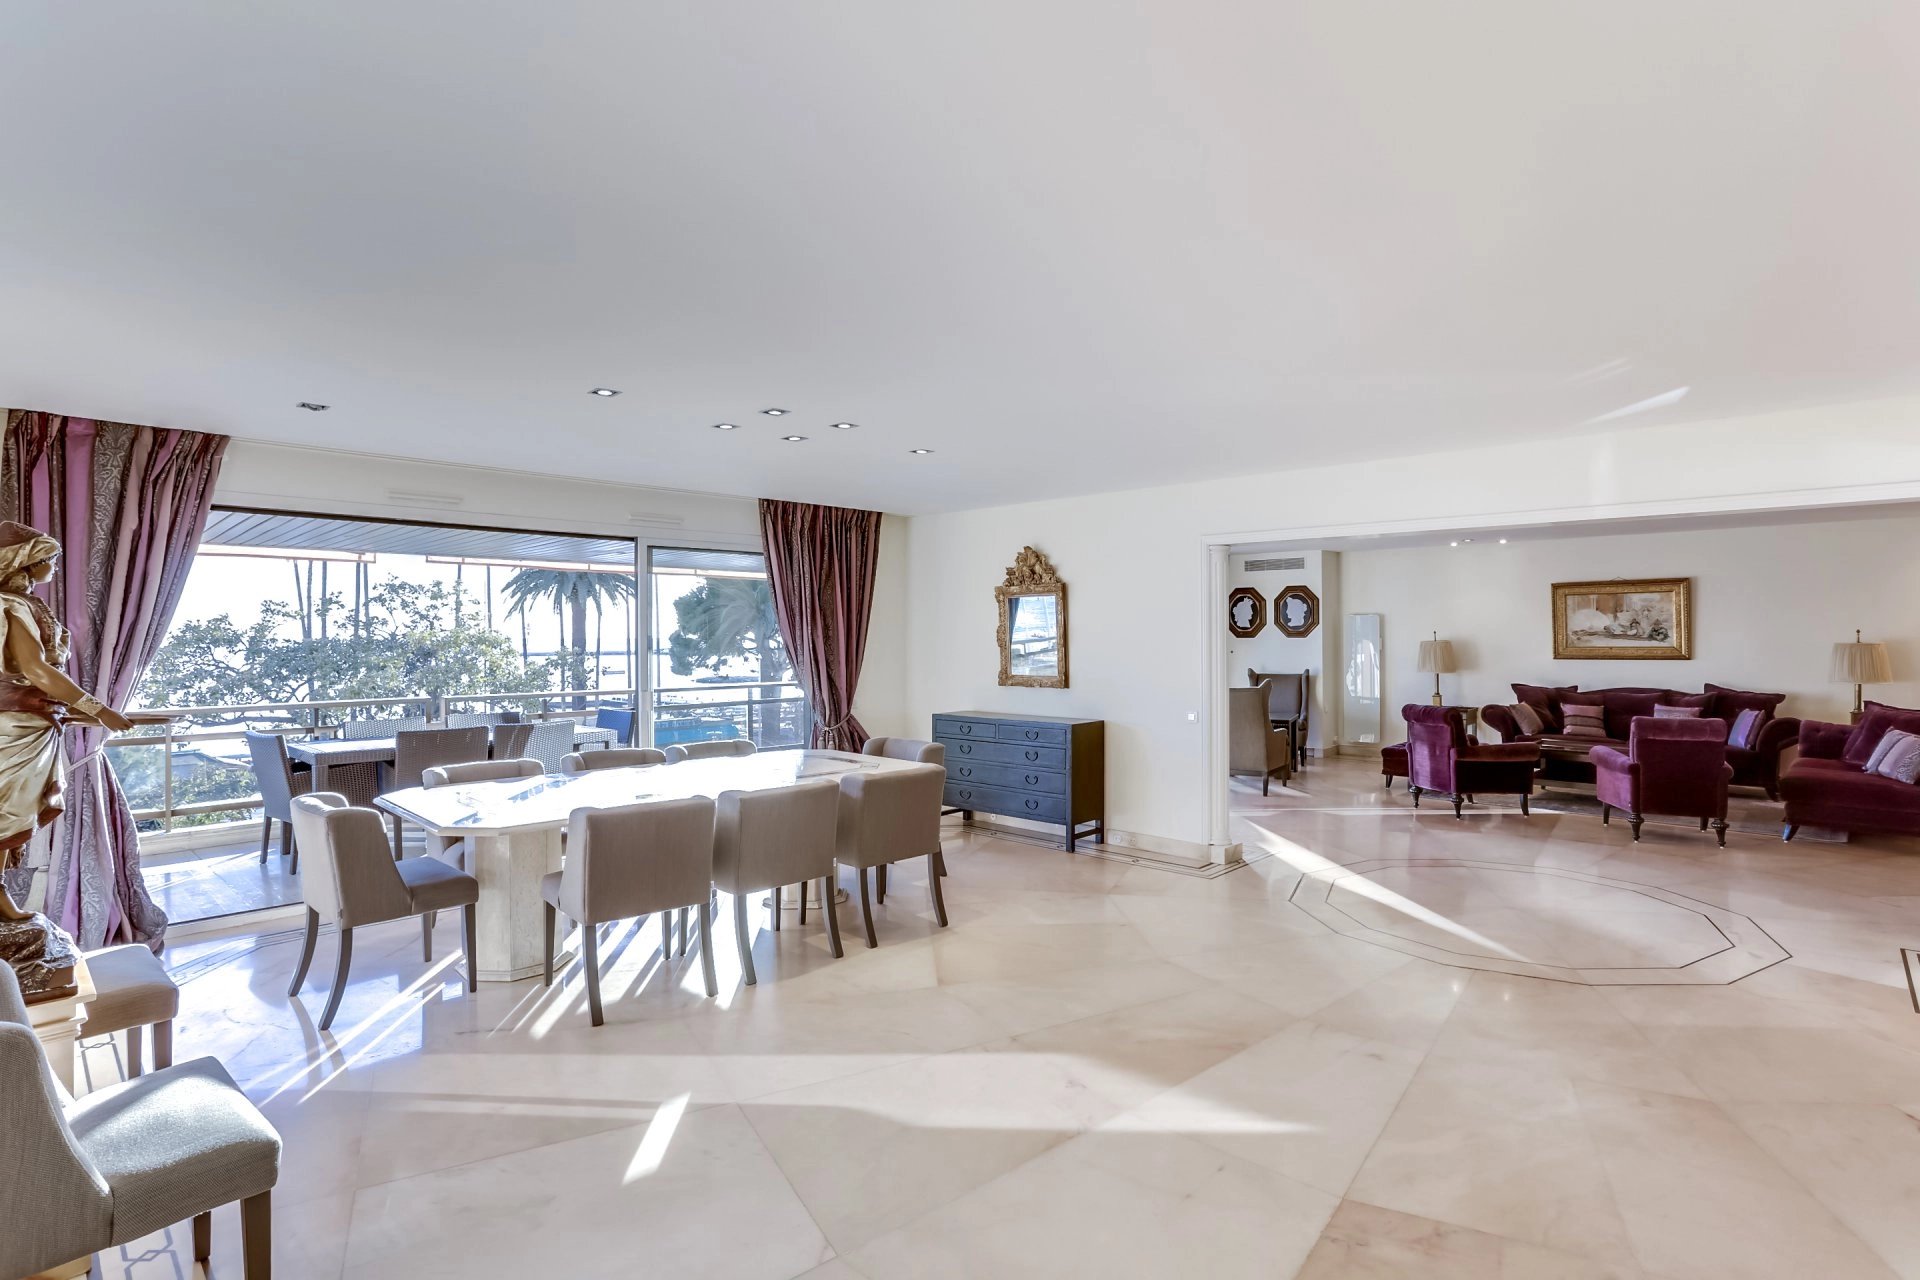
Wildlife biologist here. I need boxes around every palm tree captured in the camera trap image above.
[501,568,636,706]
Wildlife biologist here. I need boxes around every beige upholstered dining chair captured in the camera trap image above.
[421,757,544,868]
[836,763,949,947]
[81,944,180,1078]
[0,965,282,1280]
[287,793,480,1031]
[541,796,719,1023]
[379,726,489,856]
[562,746,668,773]
[1230,684,1293,795]
[245,730,312,872]
[862,736,950,894]
[712,778,842,985]
[664,738,757,764]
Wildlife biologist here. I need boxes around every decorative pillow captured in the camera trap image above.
[1512,683,1579,733]
[1844,702,1920,767]
[1653,704,1702,718]
[1600,691,1664,740]
[1868,729,1920,785]
[1727,708,1765,751]
[1670,692,1718,716]
[1508,702,1545,736]
[1559,702,1607,739]
[1704,684,1787,716]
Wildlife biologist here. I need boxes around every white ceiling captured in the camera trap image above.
[3,3,1917,515]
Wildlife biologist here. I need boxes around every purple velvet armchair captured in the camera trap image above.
[1591,717,1731,846]
[1402,705,1540,818]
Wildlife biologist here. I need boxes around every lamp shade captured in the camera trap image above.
[1416,638,1457,675]
[1830,638,1892,685]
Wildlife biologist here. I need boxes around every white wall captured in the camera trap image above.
[894,396,1920,849]
[1226,550,1339,753]
[213,440,910,732]
[1342,512,1920,730]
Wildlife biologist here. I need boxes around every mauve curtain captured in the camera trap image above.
[758,499,883,751]
[1,410,228,949]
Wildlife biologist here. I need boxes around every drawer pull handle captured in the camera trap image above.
[1024,773,1039,785]
[961,725,973,734]
[959,789,973,801]
[1025,750,1039,761]
[959,744,973,754]
[1025,730,1039,740]
[958,767,972,778]
[1025,799,1040,811]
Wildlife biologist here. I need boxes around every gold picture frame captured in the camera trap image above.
[1551,577,1692,660]
[997,546,1068,688]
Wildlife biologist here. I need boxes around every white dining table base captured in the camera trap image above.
[469,827,572,982]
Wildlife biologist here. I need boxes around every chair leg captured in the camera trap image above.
[856,867,878,949]
[697,900,717,997]
[1262,774,1270,797]
[798,884,807,925]
[582,927,604,1026]
[286,820,298,877]
[421,913,433,963]
[934,848,948,878]
[193,1210,212,1263]
[928,852,948,928]
[1628,815,1644,842]
[771,884,781,931]
[1700,816,1709,831]
[1452,795,1465,820]
[734,895,757,986]
[288,907,319,996]
[319,928,354,1031]
[463,903,477,993]
[1601,804,1610,825]
[389,812,403,860]
[152,1019,173,1071]
[678,906,689,957]
[1713,818,1729,848]
[821,873,844,958]
[877,864,888,904]
[240,1189,271,1279]
[1783,824,1799,842]
[259,816,272,864]
[543,904,556,986]
[1520,792,1530,816]
[124,1025,142,1079]
[1411,786,1422,808]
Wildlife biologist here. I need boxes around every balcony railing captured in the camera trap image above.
[115,681,807,835]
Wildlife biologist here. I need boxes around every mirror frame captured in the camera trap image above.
[996,545,1069,688]
[1274,584,1321,637]
[1227,586,1266,638]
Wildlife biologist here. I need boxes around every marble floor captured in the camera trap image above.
[77,756,1920,1279]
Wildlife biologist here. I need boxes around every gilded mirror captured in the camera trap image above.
[997,546,1069,688]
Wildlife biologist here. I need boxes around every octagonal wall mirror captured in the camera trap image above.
[1227,587,1265,638]
[997,546,1069,688]
[1274,584,1320,637]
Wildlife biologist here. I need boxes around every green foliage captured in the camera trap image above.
[501,569,635,697]
[667,577,789,683]
[137,579,557,726]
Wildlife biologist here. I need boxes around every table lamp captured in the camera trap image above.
[1829,628,1893,722]
[1416,632,1457,707]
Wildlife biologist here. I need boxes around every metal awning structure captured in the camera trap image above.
[201,508,637,568]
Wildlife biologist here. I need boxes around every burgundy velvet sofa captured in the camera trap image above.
[1781,703,1920,840]
[1480,684,1799,798]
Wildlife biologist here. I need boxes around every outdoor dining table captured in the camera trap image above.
[374,749,923,982]
[284,724,621,806]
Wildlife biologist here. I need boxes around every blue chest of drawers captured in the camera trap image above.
[933,711,1105,850]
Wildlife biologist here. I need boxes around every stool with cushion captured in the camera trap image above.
[287,792,480,1031]
[82,943,180,1078]
[0,964,282,1280]
[1380,742,1409,790]
[664,738,757,764]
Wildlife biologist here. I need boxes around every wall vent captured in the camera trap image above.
[1245,555,1305,573]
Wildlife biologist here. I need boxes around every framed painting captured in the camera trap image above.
[1551,578,1692,660]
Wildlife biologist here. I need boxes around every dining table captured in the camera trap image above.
[283,723,621,807]
[374,749,925,982]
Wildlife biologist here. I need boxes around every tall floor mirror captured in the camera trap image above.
[1343,613,1383,747]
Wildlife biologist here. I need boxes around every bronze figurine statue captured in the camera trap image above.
[0,521,133,1000]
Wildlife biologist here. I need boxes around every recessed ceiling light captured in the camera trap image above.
[831,422,858,430]
[296,402,329,412]
[1449,541,1459,547]
[712,423,738,431]
[1499,538,1509,544]
[762,408,789,416]
[781,435,808,442]
[1462,538,1474,544]
[590,387,621,397]
[909,448,934,455]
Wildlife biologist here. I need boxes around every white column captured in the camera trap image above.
[1202,543,1242,864]
[468,827,570,982]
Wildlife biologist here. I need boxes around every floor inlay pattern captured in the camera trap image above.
[1290,858,1790,985]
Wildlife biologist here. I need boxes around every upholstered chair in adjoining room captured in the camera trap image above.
[1592,717,1733,846]
[541,796,719,1023]
[712,778,842,985]
[1229,684,1293,795]
[245,730,312,872]
[378,726,489,856]
[1249,669,1310,768]
[562,746,668,773]
[1402,704,1540,818]
[0,965,282,1280]
[81,943,180,1079]
[286,793,480,1031]
[421,756,544,869]
[836,762,949,948]
[665,737,758,764]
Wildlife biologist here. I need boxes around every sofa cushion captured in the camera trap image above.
[1843,702,1920,766]
[1560,703,1608,738]
[1705,684,1788,718]
[1653,704,1702,719]
[1512,684,1578,732]
[1868,729,1920,785]
[1670,692,1718,715]
[1785,756,1920,811]
[1507,702,1545,736]
[1599,691,1664,740]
